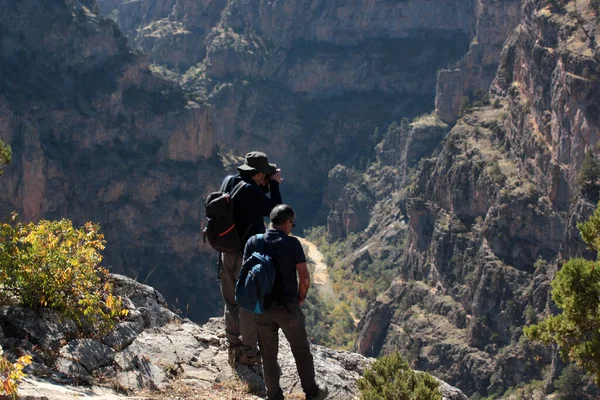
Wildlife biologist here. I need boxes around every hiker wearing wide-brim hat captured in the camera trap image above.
[217,150,283,368]
[237,151,278,176]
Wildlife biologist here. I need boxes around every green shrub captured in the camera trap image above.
[357,352,442,400]
[0,215,126,334]
[487,162,506,184]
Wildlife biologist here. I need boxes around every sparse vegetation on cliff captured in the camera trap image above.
[525,202,600,385]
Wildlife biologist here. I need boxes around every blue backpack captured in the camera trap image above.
[235,234,276,314]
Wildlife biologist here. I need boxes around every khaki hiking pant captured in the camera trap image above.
[220,251,259,358]
[255,303,319,400]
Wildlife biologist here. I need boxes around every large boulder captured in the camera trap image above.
[0,307,78,350]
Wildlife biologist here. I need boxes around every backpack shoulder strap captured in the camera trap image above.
[256,234,265,253]
[230,180,248,198]
[219,175,235,192]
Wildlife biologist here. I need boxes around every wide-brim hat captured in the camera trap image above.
[237,151,277,175]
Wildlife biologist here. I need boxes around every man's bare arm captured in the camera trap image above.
[296,262,310,307]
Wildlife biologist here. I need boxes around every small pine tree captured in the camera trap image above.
[555,364,587,400]
[372,127,382,144]
[459,96,471,116]
[400,118,410,130]
[576,150,600,199]
[357,352,442,400]
[0,139,11,177]
[525,202,600,385]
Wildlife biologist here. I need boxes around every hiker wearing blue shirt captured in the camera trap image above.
[220,151,282,367]
[243,205,329,400]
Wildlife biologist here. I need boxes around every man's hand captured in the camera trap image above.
[270,169,282,183]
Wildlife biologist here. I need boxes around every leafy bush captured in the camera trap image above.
[0,347,32,399]
[0,215,126,334]
[357,352,442,400]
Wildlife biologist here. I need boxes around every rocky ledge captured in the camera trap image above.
[1,274,467,399]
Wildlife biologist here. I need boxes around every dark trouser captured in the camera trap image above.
[220,251,258,357]
[255,303,318,400]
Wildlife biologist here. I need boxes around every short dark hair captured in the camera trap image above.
[270,204,295,225]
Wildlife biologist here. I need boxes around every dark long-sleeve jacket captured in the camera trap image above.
[222,174,282,248]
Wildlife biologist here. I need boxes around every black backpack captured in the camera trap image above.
[203,176,247,253]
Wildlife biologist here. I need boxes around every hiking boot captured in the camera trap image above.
[238,351,262,366]
[265,388,285,400]
[306,386,329,400]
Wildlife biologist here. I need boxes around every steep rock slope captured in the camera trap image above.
[0,0,221,322]
[327,0,600,396]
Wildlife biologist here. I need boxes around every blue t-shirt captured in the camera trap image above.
[243,229,306,306]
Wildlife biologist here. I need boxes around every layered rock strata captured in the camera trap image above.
[99,0,480,225]
[436,0,522,123]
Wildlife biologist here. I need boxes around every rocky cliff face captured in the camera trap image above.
[99,0,480,223]
[0,0,222,322]
[0,0,487,324]
[336,0,600,397]
[435,0,522,123]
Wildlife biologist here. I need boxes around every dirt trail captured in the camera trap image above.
[296,236,334,299]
